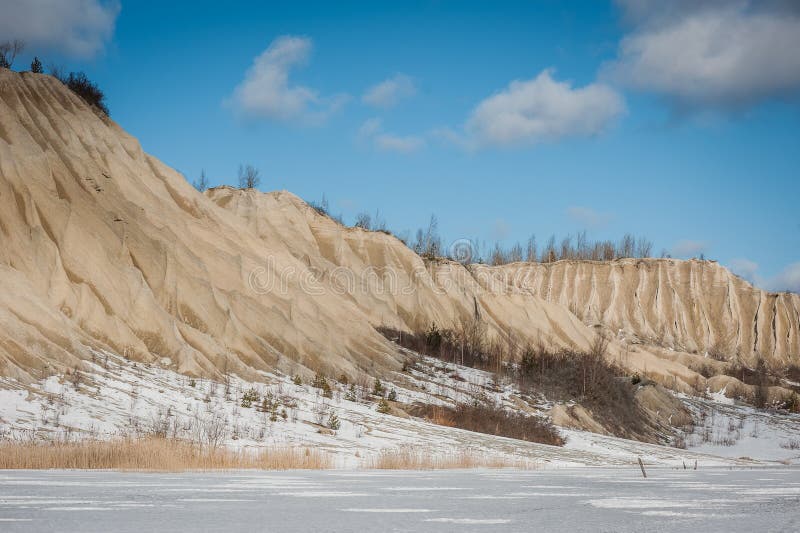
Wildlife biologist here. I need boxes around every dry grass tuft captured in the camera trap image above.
[0,438,331,471]
[365,447,537,470]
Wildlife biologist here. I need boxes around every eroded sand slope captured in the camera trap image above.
[0,70,797,390]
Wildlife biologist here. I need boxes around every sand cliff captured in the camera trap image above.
[1,70,797,393]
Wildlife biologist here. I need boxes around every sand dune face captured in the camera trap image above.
[0,70,797,388]
[0,70,393,381]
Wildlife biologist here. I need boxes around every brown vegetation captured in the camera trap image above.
[0,438,331,471]
[381,324,648,437]
[411,402,564,446]
[366,446,536,469]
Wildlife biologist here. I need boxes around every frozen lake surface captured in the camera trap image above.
[1,468,798,532]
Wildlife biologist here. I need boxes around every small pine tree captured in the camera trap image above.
[292,375,302,386]
[373,378,384,397]
[377,398,391,414]
[388,389,397,401]
[345,384,357,402]
[313,373,333,398]
[188,378,196,388]
[281,408,288,421]
[30,56,43,73]
[312,372,327,390]
[270,404,279,422]
[259,397,270,413]
[327,412,341,430]
[241,388,259,408]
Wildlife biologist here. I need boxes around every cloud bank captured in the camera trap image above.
[606,0,800,109]
[0,0,120,58]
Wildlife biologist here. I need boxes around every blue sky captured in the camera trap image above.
[4,0,800,291]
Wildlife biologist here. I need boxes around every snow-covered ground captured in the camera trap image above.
[1,468,799,532]
[1,350,797,467]
[676,393,800,463]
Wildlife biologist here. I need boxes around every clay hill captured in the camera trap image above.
[1,69,798,402]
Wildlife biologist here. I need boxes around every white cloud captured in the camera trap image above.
[464,69,625,147]
[358,117,383,138]
[358,117,424,153]
[362,74,417,108]
[0,0,120,58]
[671,239,709,257]
[727,258,800,293]
[227,35,347,124]
[566,206,614,229]
[374,134,424,153]
[729,257,760,283]
[606,0,800,109]
[768,262,800,293]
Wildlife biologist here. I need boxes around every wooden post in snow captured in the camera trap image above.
[638,457,647,478]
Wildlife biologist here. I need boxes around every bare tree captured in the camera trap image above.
[237,164,260,189]
[0,40,24,69]
[490,242,505,266]
[416,214,440,258]
[525,235,537,262]
[619,233,635,259]
[635,236,653,258]
[193,169,209,191]
[543,235,557,263]
[559,235,572,260]
[354,212,371,229]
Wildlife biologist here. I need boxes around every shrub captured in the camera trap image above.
[312,373,332,398]
[412,401,564,446]
[345,384,357,402]
[292,375,302,386]
[327,412,341,431]
[57,71,110,116]
[372,378,384,397]
[188,378,196,388]
[387,389,397,401]
[354,212,371,229]
[241,388,259,408]
[30,56,43,73]
[784,392,800,413]
[377,398,391,414]
[378,325,646,437]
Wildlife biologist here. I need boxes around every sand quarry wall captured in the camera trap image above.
[0,70,797,390]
